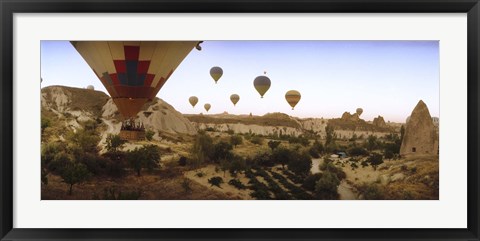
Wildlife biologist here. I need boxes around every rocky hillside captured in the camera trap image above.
[41,85,197,143]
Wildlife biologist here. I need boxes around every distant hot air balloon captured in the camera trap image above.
[210,66,223,84]
[253,75,271,98]
[86,85,95,90]
[356,108,363,116]
[204,103,211,112]
[189,96,199,108]
[230,94,240,106]
[285,90,301,110]
[71,41,198,119]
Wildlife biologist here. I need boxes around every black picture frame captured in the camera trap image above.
[1,0,479,240]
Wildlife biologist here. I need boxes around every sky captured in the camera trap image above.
[41,41,439,123]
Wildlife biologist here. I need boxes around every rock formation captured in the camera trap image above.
[400,100,439,156]
[341,112,360,122]
[41,85,197,138]
[372,115,387,128]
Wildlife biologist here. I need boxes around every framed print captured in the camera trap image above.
[1,0,479,240]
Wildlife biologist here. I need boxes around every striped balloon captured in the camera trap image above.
[253,75,271,98]
[71,41,198,118]
[285,90,301,110]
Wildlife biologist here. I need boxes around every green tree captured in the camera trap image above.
[268,140,281,151]
[400,125,405,143]
[271,146,292,169]
[325,124,336,147]
[127,145,161,176]
[212,141,233,163]
[145,129,155,141]
[208,176,224,188]
[367,153,384,170]
[250,136,264,145]
[366,135,378,151]
[314,171,340,200]
[106,134,126,152]
[230,134,243,148]
[191,132,214,164]
[60,161,91,195]
[67,129,101,153]
[287,151,312,176]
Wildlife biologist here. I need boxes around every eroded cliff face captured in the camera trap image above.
[400,100,439,156]
[41,85,197,147]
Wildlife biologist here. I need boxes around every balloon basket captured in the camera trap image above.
[119,129,145,141]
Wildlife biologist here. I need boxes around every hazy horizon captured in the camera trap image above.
[41,40,439,122]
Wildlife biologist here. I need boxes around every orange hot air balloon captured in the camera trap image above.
[71,41,199,119]
[285,90,301,110]
[204,103,211,112]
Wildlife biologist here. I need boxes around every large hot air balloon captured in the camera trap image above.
[253,75,271,98]
[204,103,211,112]
[356,108,363,116]
[210,66,223,84]
[230,94,240,106]
[71,41,198,119]
[285,90,301,110]
[189,96,199,108]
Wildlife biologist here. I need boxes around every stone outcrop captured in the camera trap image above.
[41,85,197,138]
[400,100,439,156]
[341,112,360,122]
[372,115,387,128]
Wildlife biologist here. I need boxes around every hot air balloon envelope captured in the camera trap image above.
[189,96,199,108]
[356,108,363,116]
[204,103,211,112]
[285,90,301,110]
[230,94,240,106]
[210,67,223,83]
[71,41,198,119]
[253,75,271,98]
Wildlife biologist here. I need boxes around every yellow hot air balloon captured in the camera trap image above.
[210,66,223,84]
[253,75,271,98]
[189,96,199,108]
[204,103,211,112]
[285,90,301,110]
[356,108,363,116]
[71,41,198,119]
[230,94,240,106]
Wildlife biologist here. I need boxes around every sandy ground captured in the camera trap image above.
[184,165,253,200]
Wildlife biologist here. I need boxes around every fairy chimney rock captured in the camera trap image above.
[372,115,387,128]
[400,100,439,156]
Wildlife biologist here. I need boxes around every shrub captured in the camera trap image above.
[250,136,264,145]
[228,179,246,190]
[302,173,323,191]
[268,140,281,151]
[208,176,224,188]
[287,151,312,176]
[145,129,155,141]
[230,134,243,148]
[127,145,161,176]
[367,153,384,170]
[358,183,385,200]
[212,141,233,163]
[314,171,340,200]
[101,186,142,200]
[105,134,126,152]
[347,146,369,156]
[178,156,187,166]
[60,161,92,195]
[271,146,292,168]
